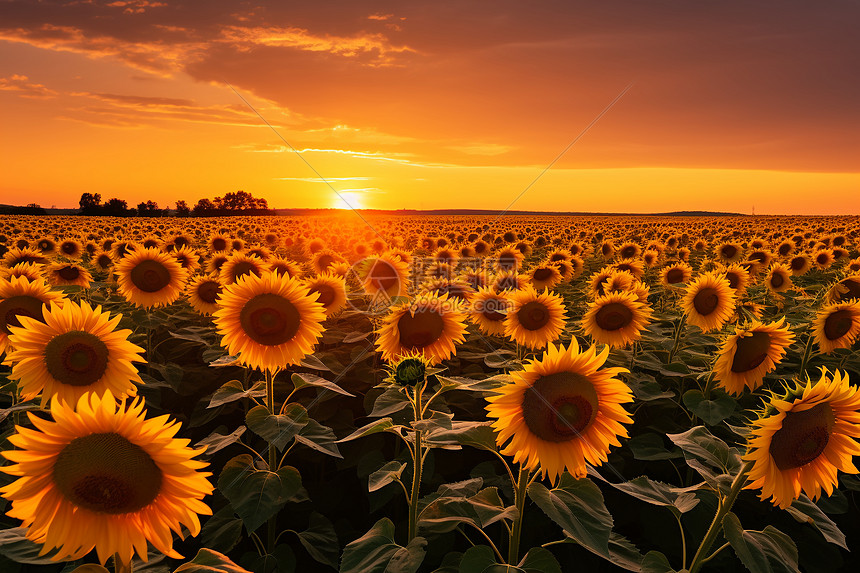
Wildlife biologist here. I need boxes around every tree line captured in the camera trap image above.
[78,191,272,217]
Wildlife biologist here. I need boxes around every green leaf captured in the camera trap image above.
[558,531,646,572]
[295,418,342,458]
[368,461,407,493]
[627,433,683,461]
[196,426,247,455]
[173,548,252,573]
[436,374,511,393]
[337,418,396,442]
[722,512,799,573]
[427,421,498,452]
[666,425,742,491]
[199,506,244,554]
[217,454,302,533]
[640,550,676,573]
[785,494,848,549]
[518,547,562,573]
[294,512,339,568]
[339,518,426,573]
[370,387,412,416]
[682,390,736,425]
[299,354,331,371]
[207,380,266,409]
[245,404,308,451]
[242,544,295,573]
[418,486,517,535]
[291,372,354,397]
[527,473,613,558]
[0,527,70,564]
[457,544,515,573]
[589,469,700,514]
[627,374,675,402]
[208,355,240,367]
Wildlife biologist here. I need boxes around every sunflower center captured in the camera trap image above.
[58,266,80,281]
[517,301,550,331]
[369,261,399,291]
[398,307,444,348]
[231,261,259,281]
[666,269,685,284]
[310,284,336,306]
[533,268,553,281]
[239,294,301,346]
[482,298,507,322]
[692,287,719,315]
[521,372,599,442]
[836,278,860,302]
[212,238,227,251]
[96,254,112,269]
[61,243,77,255]
[721,245,737,258]
[769,403,835,470]
[725,272,741,290]
[790,257,806,271]
[317,255,335,271]
[44,331,109,386]
[770,273,784,288]
[498,255,517,270]
[197,280,221,304]
[130,259,171,293]
[0,295,45,334]
[596,302,633,331]
[730,331,771,372]
[54,433,162,514]
[823,310,853,341]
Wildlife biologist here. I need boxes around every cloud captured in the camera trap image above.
[0,74,58,98]
[448,143,515,156]
[274,176,372,181]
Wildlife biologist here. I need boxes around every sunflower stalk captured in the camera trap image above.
[797,332,815,378]
[507,464,531,565]
[407,378,426,542]
[667,314,686,364]
[688,459,753,573]
[265,367,278,550]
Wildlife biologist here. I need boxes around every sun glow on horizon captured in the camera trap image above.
[332,191,365,210]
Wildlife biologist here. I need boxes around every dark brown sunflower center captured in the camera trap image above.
[130,259,171,293]
[823,310,853,341]
[730,331,771,372]
[197,280,221,304]
[835,278,860,302]
[769,403,835,470]
[0,295,46,334]
[533,268,553,281]
[54,432,162,514]
[96,254,113,269]
[693,287,720,315]
[310,284,336,306]
[44,330,110,386]
[368,261,399,292]
[596,302,633,331]
[317,255,335,271]
[725,272,741,290]
[666,269,685,284]
[521,372,599,442]
[58,266,80,281]
[721,245,737,258]
[212,238,228,251]
[517,301,550,331]
[240,294,301,346]
[621,246,637,258]
[498,254,518,270]
[550,253,567,262]
[790,257,806,271]
[770,273,784,288]
[398,307,444,348]
[61,242,78,255]
[231,261,260,281]
[817,253,829,264]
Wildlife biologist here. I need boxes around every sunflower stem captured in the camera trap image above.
[407,379,425,542]
[265,368,278,551]
[507,464,530,565]
[798,332,815,378]
[668,314,686,364]
[114,554,132,573]
[688,460,753,573]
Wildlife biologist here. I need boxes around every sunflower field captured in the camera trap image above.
[1,214,860,573]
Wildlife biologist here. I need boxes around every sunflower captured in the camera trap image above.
[268,256,304,280]
[528,263,563,291]
[93,251,114,272]
[813,300,860,354]
[744,370,860,509]
[814,248,834,270]
[715,241,744,264]
[588,266,617,298]
[660,262,693,286]
[172,245,201,273]
[115,247,188,309]
[213,271,326,371]
[421,277,475,302]
[186,274,223,315]
[494,246,525,272]
[311,249,346,275]
[617,242,641,259]
[3,247,48,268]
[4,301,144,406]
[713,318,795,395]
[45,262,93,288]
[356,253,409,299]
[303,272,348,317]
[613,258,645,280]
[0,276,65,356]
[825,274,860,304]
[219,252,265,285]
[375,292,467,365]
[485,340,633,481]
[467,287,512,336]
[582,290,652,349]
[492,271,528,292]
[720,263,751,297]
[58,239,83,259]
[764,263,793,293]
[788,253,812,276]
[504,286,567,350]
[1,262,43,282]
[0,391,213,564]
[681,272,736,333]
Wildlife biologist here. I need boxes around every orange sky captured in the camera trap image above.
[1,1,859,214]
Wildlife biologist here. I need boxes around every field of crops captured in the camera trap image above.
[1,213,859,573]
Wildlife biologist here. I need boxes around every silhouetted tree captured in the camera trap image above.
[136,200,163,217]
[192,198,215,216]
[213,190,269,212]
[174,200,190,217]
[79,192,102,215]
[103,198,129,216]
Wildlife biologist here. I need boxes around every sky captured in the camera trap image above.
[1,0,859,214]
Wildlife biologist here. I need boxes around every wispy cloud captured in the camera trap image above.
[0,74,59,99]
[448,143,515,156]
[274,176,372,182]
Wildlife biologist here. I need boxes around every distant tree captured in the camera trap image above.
[79,192,102,215]
[103,198,129,216]
[192,198,215,216]
[174,200,190,217]
[25,203,41,209]
[137,200,162,217]
[212,190,269,213]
